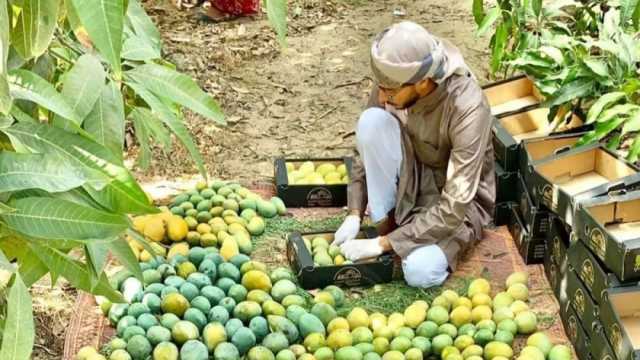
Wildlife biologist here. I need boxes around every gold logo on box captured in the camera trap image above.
[552,236,561,264]
[634,255,640,273]
[541,184,553,207]
[333,266,362,287]
[589,228,606,259]
[581,259,595,290]
[611,324,623,356]
[306,187,333,207]
[568,315,578,341]
[574,289,585,315]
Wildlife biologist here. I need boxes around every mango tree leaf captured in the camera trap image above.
[490,23,508,74]
[539,46,564,64]
[30,242,123,302]
[622,111,640,134]
[122,34,160,61]
[633,0,640,29]
[576,117,627,147]
[125,80,208,177]
[85,240,110,289]
[2,197,128,241]
[597,104,640,123]
[0,273,34,360]
[621,0,640,24]
[266,0,287,47]
[83,81,125,161]
[532,0,542,17]
[70,0,124,74]
[10,0,59,60]
[0,202,13,214]
[0,152,86,192]
[0,248,14,271]
[3,122,156,214]
[586,92,626,124]
[7,69,80,123]
[108,236,142,281]
[0,0,8,73]
[476,7,500,36]
[627,134,640,163]
[56,54,106,127]
[125,64,224,123]
[0,77,11,115]
[472,0,485,26]
[547,79,594,106]
[125,0,161,51]
[582,58,608,78]
[130,107,151,168]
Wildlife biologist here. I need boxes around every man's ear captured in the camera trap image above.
[415,79,436,97]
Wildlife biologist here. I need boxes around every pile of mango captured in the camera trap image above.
[303,234,351,267]
[128,181,287,262]
[286,161,349,185]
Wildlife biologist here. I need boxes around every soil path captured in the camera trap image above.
[135,0,491,182]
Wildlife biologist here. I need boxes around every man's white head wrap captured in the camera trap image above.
[371,21,472,89]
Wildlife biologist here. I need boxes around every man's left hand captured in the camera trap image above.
[340,237,384,262]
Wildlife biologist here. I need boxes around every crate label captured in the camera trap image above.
[635,255,640,273]
[551,236,562,265]
[549,262,558,289]
[306,187,333,207]
[574,288,586,317]
[333,266,363,287]
[540,184,555,210]
[580,258,595,291]
[588,228,607,259]
[610,323,623,357]
[568,313,579,342]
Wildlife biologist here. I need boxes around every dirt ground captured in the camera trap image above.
[132,0,491,182]
[34,1,492,358]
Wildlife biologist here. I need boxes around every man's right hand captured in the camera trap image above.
[333,214,361,246]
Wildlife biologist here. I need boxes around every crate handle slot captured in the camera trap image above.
[553,145,572,155]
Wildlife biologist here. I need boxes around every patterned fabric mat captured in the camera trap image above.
[63,184,570,358]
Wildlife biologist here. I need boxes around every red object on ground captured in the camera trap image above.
[210,0,260,16]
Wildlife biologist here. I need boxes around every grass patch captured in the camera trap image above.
[340,281,442,315]
[254,213,345,246]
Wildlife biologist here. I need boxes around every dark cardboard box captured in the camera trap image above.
[495,163,520,203]
[507,206,545,264]
[567,268,600,339]
[544,216,571,299]
[494,202,514,226]
[530,144,640,227]
[492,108,584,172]
[482,75,541,117]
[286,228,394,289]
[568,239,626,304]
[562,304,591,360]
[518,176,550,238]
[519,132,585,194]
[600,287,640,360]
[590,322,618,360]
[275,157,353,207]
[575,191,640,282]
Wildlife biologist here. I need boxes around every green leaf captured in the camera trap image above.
[0,274,34,360]
[0,235,48,286]
[125,80,208,178]
[0,248,14,272]
[0,0,9,73]
[576,118,626,147]
[266,0,287,47]
[0,202,14,214]
[472,0,485,26]
[122,34,160,61]
[1,197,128,240]
[85,241,109,285]
[83,81,125,162]
[108,236,142,281]
[490,23,508,74]
[0,75,11,115]
[125,64,224,123]
[56,54,106,126]
[547,79,594,107]
[539,46,564,64]
[532,0,542,17]
[125,0,161,51]
[621,0,640,24]
[586,92,626,124]
[3,122,156,214]
[476,7,500,36]
[623,111,640,134]
[30,241,123,302]
[70,0,125,74]
[582,58,608,78]
[10,0,59,59]
[0,152,86,192]
[597,104,640,123]
[7,69,80,123]
[627,134,640,163]
[130,107,151,168]
[633,0,640,29]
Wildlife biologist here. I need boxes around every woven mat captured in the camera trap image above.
[63,185,570,358]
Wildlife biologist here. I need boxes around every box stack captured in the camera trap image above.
[483,76,586,264]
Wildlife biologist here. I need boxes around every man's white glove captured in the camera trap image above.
[341,237,383,262]
[333,215,361,246]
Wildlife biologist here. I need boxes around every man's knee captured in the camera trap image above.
[402,245,449,288]
[356,108,397,147]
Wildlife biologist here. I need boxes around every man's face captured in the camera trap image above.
[378,84,419,109]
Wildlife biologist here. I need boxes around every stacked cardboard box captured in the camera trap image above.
[483,76,586,264]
